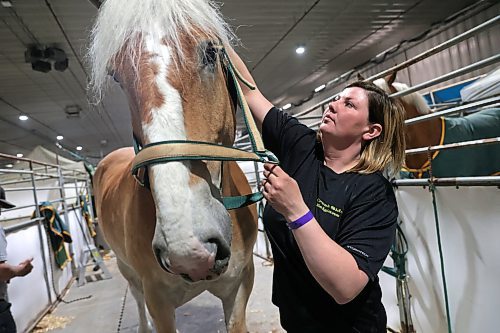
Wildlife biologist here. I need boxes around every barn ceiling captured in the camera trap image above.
[0,0,490,166]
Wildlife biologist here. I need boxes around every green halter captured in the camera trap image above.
[131,45,278,210]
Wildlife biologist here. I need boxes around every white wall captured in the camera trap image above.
[381,186,500,332]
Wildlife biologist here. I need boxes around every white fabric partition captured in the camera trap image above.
[381,186,500,332]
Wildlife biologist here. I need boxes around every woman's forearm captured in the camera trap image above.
[292,219,369,304]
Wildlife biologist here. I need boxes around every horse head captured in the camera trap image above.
[373,71,442,171]
[90,0,237,282]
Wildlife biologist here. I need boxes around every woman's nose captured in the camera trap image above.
[327,101,336,112]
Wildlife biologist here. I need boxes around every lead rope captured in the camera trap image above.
[427,147,452,333]
[116,286,129,332]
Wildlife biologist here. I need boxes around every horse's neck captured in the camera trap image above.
[404,105,442,171]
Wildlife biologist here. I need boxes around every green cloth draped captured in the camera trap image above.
[38,202,72,269]
[79,195,96,237]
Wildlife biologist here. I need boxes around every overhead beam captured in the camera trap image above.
[87,0,101,9]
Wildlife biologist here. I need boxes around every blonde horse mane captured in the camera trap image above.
[88,0,235,101]
[373,78,431,115]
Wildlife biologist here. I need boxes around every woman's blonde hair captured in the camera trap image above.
[322,81,406,175]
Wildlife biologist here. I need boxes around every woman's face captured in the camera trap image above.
[320,87,376,145]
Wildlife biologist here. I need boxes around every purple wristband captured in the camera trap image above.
[287,211,314,230]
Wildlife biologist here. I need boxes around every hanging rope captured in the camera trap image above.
[116,286,129,333]
[427,148,452,333]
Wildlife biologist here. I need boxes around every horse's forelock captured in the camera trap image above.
[373,78,431,115]
[88,0,235,102]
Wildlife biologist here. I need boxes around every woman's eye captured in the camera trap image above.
[345,102,354,108]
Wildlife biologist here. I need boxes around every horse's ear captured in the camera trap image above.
[356,73,365,81]
[385,70,397,86]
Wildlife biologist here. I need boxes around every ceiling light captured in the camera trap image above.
[56,135,63,140]
[76,146,83,151]
[5,164,13,168]
[295,46,306,55]
[282,103,292,110]
[1,1,12,8]
[19,115,28,121]
[16,153,23,158]
[314,84,326,93]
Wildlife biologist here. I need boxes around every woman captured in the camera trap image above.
[228,48,405,332]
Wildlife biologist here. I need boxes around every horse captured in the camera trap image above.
[374,73,500,178]
[88,1,259,332]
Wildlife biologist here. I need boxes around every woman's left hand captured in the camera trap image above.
[261,163,309,222]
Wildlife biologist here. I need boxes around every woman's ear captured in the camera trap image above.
[363,123,382,141]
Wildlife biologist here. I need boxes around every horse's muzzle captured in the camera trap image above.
[152,236,231,282]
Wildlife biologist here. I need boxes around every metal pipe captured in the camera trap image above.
[0,176,53,186]
[4,217,45,234]
[29,161,53,304]
[0,169,62,179]
[0,199,78,223]
[1,203,37,212]
[234,97,500,152]
[297,115,323,120]
[85,179,96,224]
[57,165,76,274]
[365,15,500,82]
[0,153,60,168]
[0,169,34,175]
[3,187,63,192]
[274,15,500,121]
[391,54,500,99]
[405,96,500,125]
[234,50,498,147]
[406,137,500,155]
[392,176,500,186]
[0,153,88,174]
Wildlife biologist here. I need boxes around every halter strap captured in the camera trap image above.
[131,43,278,210]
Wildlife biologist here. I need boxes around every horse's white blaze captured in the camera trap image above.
[142,34,201,256]
[141,34,229,275]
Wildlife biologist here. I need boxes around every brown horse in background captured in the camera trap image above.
[374,72,500,177]
[89,1,257,332]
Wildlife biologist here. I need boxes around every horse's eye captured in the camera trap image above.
[108,69,120,83]
[202,42,218,69]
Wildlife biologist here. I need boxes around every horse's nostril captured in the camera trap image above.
[206,238,230,261]
[154,247,172,273]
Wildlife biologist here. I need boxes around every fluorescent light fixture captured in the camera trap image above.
[76,146,83,151]
[56,135,63,140]
[5,164,13,168]
[1,1,12,8]
[282,103,292,110]
[19,115,28,121]
[295,46,305,55]
[314,84,326,93]
[16,153,23,158]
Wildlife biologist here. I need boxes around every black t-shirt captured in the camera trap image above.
[262,107,397,333]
